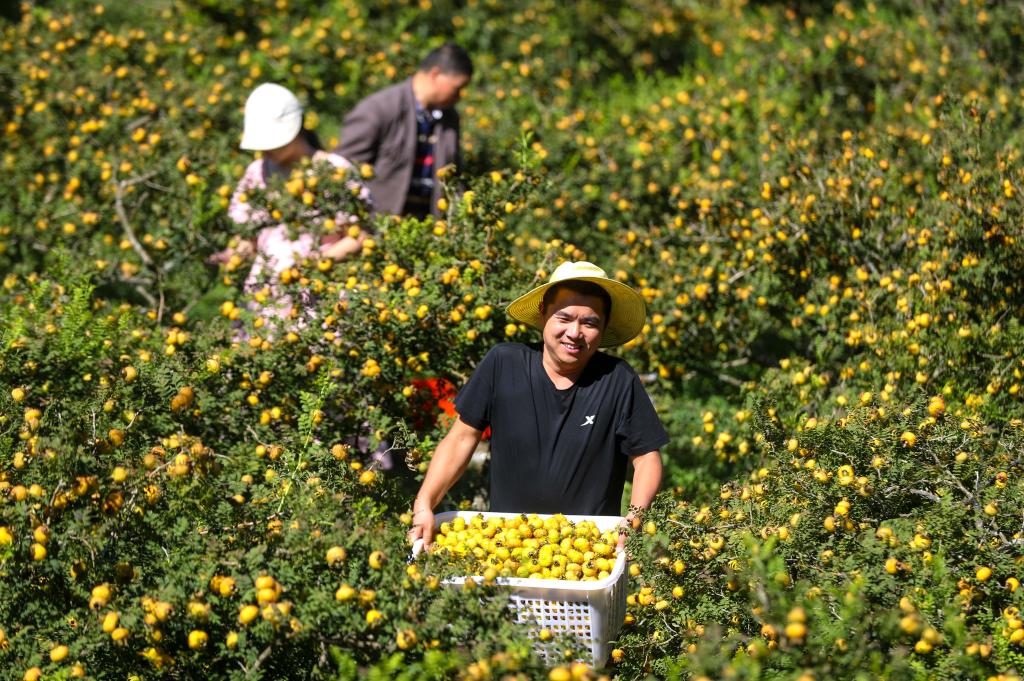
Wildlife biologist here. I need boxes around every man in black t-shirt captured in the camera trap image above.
[409,261,667,548]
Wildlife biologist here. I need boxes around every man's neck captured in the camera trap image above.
[411,72,432,109]
[541,350,587,390]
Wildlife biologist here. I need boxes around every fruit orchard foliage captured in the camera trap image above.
[2,0,1024,679]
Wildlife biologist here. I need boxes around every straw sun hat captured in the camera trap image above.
[240,83,304,151]
[505,261,647,347]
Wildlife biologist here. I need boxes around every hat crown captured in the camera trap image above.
[240,83,304,151]
[548,261,607,283]
[246,83,302,121]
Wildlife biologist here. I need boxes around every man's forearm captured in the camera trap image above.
[628,451,663,514]
[414,420,481,511]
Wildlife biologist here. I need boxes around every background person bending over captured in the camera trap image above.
[211,83,370,327]
[409,261,667,549]
[335,44,472,219]
[216,83,369,267]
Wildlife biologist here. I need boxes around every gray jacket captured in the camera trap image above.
[335,79,460,216]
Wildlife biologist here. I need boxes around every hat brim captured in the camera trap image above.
[505,276,646,347]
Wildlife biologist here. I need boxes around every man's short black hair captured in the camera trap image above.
[419,43,473,78]
[542,281,611,326]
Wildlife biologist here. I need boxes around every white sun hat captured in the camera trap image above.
[505,261,647,347]
[240,83,304,151]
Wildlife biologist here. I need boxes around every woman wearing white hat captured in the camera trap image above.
[213,83,372,325]
[409,261,667,550]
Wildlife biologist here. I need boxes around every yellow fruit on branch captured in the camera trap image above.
[238,605,259,625]
[187,630,207,649]
[396,629,417,649]
[784,622,807,640]
[326,546,347,565]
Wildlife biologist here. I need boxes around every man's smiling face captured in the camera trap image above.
[540,286,606,374]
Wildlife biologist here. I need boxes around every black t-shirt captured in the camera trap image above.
[454,342,669,516]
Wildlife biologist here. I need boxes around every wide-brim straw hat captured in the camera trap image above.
[240,83,304,151]
[505,261,646,347]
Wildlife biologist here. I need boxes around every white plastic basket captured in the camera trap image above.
[411,510,628,666]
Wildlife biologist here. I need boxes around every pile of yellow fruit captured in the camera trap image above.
[429,514,621,582]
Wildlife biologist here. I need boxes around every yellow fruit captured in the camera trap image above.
[102,611,119,633]
[396,629,417,650]
[188,601,211,620]
[785,622,807,640]
[335,584,355,602]
[326,546,347,565]
[29,543,47,561]
[977,566,992,582]
[111,627,129,643]
[50,644,69,663]
[188,629,208,649]
[255,575,276,590]
[226,631,239,648]
[239,605,259,625]
[365,609,384,626]
[549,667,572,681]
[899,614,920,634]
[368,550,385,569]
[23,668,42,681]
[218,577,236,597]
[0,527,12,545]
[256,587,278,605]
[152,601,172,621]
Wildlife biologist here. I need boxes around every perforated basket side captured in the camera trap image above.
[587,558,628,664]
[509,594,595,663]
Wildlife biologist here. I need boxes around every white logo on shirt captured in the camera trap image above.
[581,415,596,427]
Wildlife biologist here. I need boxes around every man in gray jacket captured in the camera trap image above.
[335,44,472,219]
